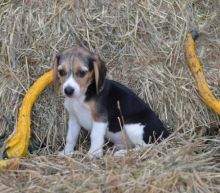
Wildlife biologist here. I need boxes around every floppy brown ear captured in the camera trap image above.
[52,54,60,92]
[90,54,107,94]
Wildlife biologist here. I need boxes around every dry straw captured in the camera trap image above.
[0,0,220,192]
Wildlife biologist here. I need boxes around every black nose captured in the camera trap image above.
[64,86,74,96]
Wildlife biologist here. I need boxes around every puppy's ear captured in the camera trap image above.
[52,54,60,92]
[89,53,107,94]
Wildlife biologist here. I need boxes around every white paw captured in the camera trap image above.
[113,149,128,157]
[87,149,103,159]
[58,149,74,156]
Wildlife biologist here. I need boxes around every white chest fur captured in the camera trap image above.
[64,97,93,131]
[64,97,146,149]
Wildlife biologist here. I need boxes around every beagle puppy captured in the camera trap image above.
[53,47,169,157]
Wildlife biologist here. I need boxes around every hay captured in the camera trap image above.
[0,0,220,192]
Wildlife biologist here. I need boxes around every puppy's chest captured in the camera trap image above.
[64,98,93,131]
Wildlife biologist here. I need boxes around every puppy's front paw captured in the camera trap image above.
[58,149,74,156]
[88,149,103,159]
[113,149,128,157]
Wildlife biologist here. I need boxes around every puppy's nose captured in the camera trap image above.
[64,86,74,96]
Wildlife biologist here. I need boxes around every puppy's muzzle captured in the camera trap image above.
[64,86,75,97]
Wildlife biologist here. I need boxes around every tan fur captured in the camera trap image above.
[93,62,99,94]
[58,63,68,72]
[86,100,104,122]
[73,63,83,73]
[52,47,106,96]
[90,54,106,94]
[76,71,94,93]
[56,64,68,90]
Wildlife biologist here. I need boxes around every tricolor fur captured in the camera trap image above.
[52,47,169,157]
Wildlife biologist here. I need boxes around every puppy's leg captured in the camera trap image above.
[88,122,107,158]
[59,115,80,156]
[124,123,146,146]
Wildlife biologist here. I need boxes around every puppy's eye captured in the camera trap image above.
[76,70,87,78]
[58,69,67,76]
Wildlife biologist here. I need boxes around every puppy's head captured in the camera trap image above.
[52,47,106,98]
